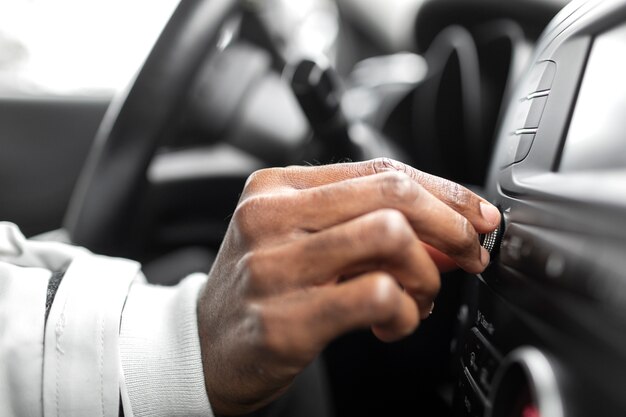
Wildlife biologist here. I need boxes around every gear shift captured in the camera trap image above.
[288,59,361,161]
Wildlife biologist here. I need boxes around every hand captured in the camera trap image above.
[197,158,500,415]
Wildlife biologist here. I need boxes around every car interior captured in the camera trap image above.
[1,0,625,416]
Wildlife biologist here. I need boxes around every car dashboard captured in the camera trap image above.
[455,1,626,416]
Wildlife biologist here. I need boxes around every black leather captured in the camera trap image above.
[64,0,239,257]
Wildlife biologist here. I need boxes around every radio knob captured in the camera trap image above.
[480,212,505,254]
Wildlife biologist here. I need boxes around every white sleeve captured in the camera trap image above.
[0,222,214,417]
[119,274,214,417]
[42,251,140,417]
[0,260,49,417]
[0,222,140,417]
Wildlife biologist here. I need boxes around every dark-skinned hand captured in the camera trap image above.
[197,158,501,415]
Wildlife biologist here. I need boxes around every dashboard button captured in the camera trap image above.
[525,61,556,94]
[463,327,502,393]
[524,96,548,128]
[537,61,557,91]
[456,369,488,417]
[499,224,601,300]
[511,98,533,132]
[514,134,536,163]
[500,135,519,168]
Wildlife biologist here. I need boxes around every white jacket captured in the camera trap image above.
[0,222,214,417]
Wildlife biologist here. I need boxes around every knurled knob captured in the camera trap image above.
[479,211,504,254]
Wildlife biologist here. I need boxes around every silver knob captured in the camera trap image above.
[479,207,504,254]
[480,226,501,253]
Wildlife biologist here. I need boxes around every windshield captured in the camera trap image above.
[0,0,179,97]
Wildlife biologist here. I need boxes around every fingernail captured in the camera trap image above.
[480,247,491,266]
[480,202,500,227]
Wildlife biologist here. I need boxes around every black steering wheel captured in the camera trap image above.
[64,0,240,257]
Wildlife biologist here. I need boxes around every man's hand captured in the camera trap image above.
[197,158,500,415]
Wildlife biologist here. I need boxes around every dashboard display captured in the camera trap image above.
[559,22,626,172]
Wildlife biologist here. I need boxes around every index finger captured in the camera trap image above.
[278,158,500,234]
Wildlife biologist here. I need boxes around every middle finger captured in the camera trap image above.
[279,171,489,273]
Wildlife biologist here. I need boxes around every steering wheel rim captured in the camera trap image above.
[64,0,240,257]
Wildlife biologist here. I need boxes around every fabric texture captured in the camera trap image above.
[43,252,140,417]
[119,273,213,417]
[0,260,49,417]
[0,222,213,417]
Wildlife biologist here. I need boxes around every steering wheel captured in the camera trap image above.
[63,0,240,257]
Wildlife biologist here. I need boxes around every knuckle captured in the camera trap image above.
[243,169,264,192]
[378,172,418,203]
[243,250,263,275]
[235,195,262,220]
[233,196,267,241]
[243,168,281,194]
[370,157,395,174]
[369,157,406,175]
[447,182,471,209]
[369,210,412,246]
[366,274,400,317]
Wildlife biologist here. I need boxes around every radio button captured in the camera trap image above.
[524,96,548,128]
[525,61,556,95]
[463,328,503,393]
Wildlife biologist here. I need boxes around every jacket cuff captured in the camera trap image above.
[43,252,140,417]
[119,274,214,417]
